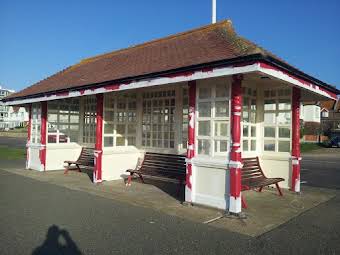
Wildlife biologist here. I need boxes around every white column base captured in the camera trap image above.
[229,196,242,213]
[185,186,192,202]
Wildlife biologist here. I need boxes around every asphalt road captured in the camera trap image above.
[0,136,27,148]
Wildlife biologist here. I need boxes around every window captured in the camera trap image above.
[263,88,291,152]
[321,111,329,118]
[142,90,176,149]
[196,80,230,157]
[82,96,97,145]
[242,87,257,152]
[47,98,80,143]
[103,92,137,147]
[31,103,41,144]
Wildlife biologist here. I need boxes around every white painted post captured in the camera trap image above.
[212,0,217,24]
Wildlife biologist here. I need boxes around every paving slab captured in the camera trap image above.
[0,165,336,237]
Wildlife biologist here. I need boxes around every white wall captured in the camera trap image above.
[45,143,82,170]
[301,105,320,123]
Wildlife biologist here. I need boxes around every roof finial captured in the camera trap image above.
[212,0,216,24]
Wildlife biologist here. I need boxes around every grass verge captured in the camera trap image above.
[300,143,324,153]
[0,146,26,160]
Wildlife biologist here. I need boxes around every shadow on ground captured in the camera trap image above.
[32,225,81,255]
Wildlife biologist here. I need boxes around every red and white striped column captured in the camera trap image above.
[291,87,301,192]
[26,104,32,169]
[185,80,196,203]
[39,101,47,171]
[94,93,104,183]
[229,75,243,213]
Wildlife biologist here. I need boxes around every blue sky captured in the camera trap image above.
[1,0,339,92]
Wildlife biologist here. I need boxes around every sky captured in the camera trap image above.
[0,0,339,92]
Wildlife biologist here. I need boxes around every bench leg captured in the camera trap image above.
[258,186,263,192]
[76,164,81,172]
[64,163,71,174]
[275,183,283,196]
[137,173,145,184]
[126,173,133,186]
[241,195,248,209]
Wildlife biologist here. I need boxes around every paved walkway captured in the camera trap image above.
[0,160,336,237]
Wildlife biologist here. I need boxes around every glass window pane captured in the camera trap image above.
[199,87,211,99]
[214,121,228,137]
[264,127,275,138]
[215,84,229,98]
[251,126,256,137]
[242,111,249,123]
[104,124,114,134]
[264,113,276,124]
[198,139,210,155]
[277,112,291,125]
[198,121,210,136]
[264,99,276,110]
[104,111,114,122]
[279,141,290,152]
[127,124,136,135]
[104,137,113,147]
[251,140,256,151]
[279,127,290,138]
[48,113,58,122]
[250,99,256,110]
[127,137,136,146]
[48,134,57,143]
[116,136,125,146]
[250,112,256,123]
[116,124,125,136]
[215,140,228,153]
[215,101,229,117]
[264,140,275,151]
[278,99,291,110]
[243,125,249,137]
[243,140,248,151]
[198,102,211,117]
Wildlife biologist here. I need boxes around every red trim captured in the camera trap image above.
[40,101,47,170]
[259,62,337,100]
[291,87,301,192]
[56,91,69,97]
[104,84,120,91]
[94,93,104,183]
[26,104,32,167]
[230,74,243,198]
[186,81,196,193]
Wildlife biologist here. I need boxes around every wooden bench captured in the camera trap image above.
[64,147,94,174]
[126,152,186,193]
[241,157,284,208]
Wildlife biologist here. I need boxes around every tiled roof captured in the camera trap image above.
[320,100,336,111]
[4,20,338,100]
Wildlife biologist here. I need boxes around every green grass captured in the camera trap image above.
[300,143,324,153]
[0,146,26,160]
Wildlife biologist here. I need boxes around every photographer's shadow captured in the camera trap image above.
[32,225,82,255]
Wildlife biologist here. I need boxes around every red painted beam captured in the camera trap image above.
[40,101,47,171]
[291,87,301,192]
[94,93,104,183]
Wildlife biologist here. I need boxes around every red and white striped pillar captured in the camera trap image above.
[26,104,32,169]
[94,93,104,183]
[185,80,196,202]
[39,101,47,171]
[229,75,243,213]
[291,87,301,192]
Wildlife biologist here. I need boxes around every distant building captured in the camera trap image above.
[320,98,340,137]
[0,86,29,129]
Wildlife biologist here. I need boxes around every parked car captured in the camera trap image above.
[325,136,340,148]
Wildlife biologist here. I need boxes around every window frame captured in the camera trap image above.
[195,80,231,157]
[263,87,292,153]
